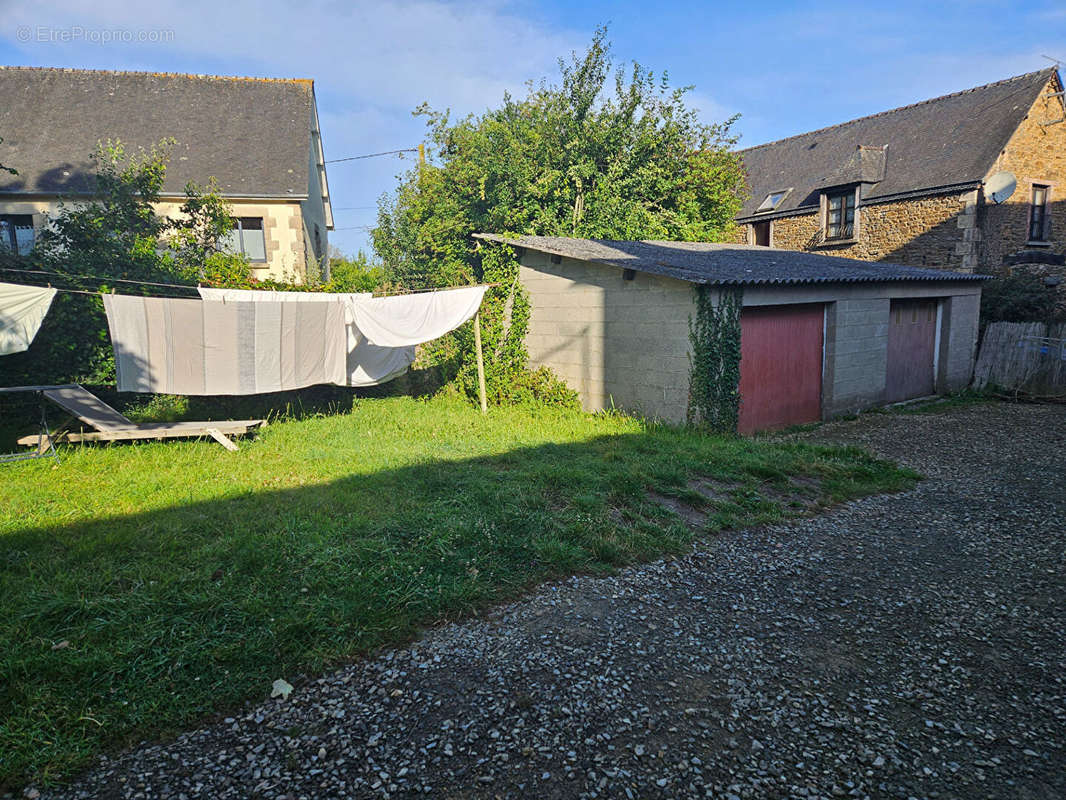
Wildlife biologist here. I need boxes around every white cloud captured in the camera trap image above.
[4,0,580,113]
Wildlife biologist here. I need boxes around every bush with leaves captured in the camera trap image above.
[373,28,746,405]
[328,250,390,293]
[980,272,1061,330]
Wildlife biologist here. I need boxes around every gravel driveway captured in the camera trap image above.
[30,401,1066,800]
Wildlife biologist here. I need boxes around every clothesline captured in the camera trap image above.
[0,267,499,297]
[0,267,200,291]
[2,280,493,409]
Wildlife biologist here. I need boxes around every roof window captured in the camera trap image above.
[755,189,790,213]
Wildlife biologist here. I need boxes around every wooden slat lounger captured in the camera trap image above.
[2,384,263,453]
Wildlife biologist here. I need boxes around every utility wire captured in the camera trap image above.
[326,148,418,164]
[1,266,498,298]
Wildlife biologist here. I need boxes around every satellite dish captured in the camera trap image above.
[986,171,1017,204]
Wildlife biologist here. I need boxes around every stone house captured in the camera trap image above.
[735,68,1066,279]
[0,67,333,282]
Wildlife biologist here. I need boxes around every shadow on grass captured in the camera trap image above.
[0,425,913,787]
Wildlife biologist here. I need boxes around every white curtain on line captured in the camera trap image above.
[103,294,348,394]
[343,285,489,347]
[197,287,415,387]
[198,285,491,385]
[0,282,57,356]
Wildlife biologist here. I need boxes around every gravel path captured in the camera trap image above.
[29,401,1066,800]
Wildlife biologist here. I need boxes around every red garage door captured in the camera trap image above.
[739,304,824,434]
[886,299,938,403]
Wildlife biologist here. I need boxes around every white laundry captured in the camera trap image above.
[102,294,347,394]
[198,286,417,387]
[0,282,57,355]
[344,286,489,347]
[197,287,371,303]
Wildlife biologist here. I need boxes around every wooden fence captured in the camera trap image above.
[973,322,1066,396]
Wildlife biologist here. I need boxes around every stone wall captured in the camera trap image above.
[981,72,1066,272]
[751,190,976,270]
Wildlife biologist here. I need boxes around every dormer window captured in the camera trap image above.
[756,189,790,213]
[825,188,856,240]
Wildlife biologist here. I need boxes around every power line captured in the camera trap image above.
[326,148,418,164]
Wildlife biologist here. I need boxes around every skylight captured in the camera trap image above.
[756,189,789,213]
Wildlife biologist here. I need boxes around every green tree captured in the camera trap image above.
[36,139,176,282]
[373,29,746,403]
[2,140,252,385]
[165,176,251,284]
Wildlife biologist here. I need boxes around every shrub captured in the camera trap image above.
[980,272,1059,328]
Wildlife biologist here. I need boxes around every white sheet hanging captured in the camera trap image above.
[197,288,371,303]
[344,286,489,347]
[0,282,57,355]
[197,286,415,387]
[103,294,347,394]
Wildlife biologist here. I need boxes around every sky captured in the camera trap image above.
[1,0,1064,256]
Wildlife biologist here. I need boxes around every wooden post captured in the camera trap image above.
[474,312,488,414]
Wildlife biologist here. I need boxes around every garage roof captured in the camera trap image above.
[473,235,988,286]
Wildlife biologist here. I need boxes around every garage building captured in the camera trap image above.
[475,235,985,432]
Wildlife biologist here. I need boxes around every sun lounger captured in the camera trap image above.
[1,384,263,455]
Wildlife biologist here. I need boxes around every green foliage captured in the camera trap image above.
[687,286,742,433]
[373,28,747,404]
[328,250,389,293]
[980,272,1060,328]
[163,178,242,280]
[36,140,175,282]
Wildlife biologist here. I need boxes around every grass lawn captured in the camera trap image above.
[0,395,917,787]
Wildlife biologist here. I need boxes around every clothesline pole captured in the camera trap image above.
[474,312,488,415]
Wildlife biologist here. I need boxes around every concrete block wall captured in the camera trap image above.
[520,251,696,422]
[522,252,983,425]
[937,293,981,391]
[823,298,890,415]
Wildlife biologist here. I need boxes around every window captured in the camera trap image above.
[756,189,789,213]
[825,189,856,240]
[1029,185,1050,242]
[752,220,771,247]
[0,215,34,255]
[221,217,267,262]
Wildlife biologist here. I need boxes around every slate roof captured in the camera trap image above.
[0,67,315,197]
[474,234,987,286]
[737,68,1059,220]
